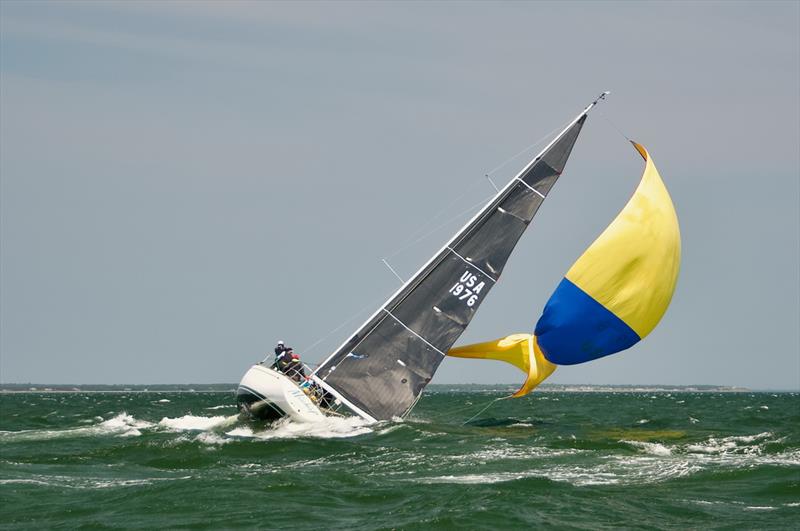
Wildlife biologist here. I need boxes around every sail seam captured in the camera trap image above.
[382,309,446,357]
[515,177,546,198]
[447,247,497,282]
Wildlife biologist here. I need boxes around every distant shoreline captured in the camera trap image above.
[0,383,778,394]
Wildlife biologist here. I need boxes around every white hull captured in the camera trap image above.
[236,364,327,423]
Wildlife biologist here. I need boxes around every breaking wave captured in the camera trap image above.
[226,415,374,441]
[0,413,153,441]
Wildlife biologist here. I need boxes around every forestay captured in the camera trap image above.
[312,104,595,421]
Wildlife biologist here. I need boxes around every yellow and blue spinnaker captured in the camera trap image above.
[447,142,681,394]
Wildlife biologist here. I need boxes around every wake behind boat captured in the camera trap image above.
[236,91,681,425]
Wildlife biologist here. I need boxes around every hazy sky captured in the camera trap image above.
[1,1,798,389]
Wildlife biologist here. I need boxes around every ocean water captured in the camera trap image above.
[0,387,797,529]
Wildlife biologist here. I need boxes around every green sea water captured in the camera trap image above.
[1,387,798,529]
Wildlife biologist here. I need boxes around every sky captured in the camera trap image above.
[1,1,798,389]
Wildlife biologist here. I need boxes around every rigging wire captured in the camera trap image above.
[418,391,512,424]
[383,192,495,260]
[461,396,507,425]
[297,291,389,357]
[384,177,488,258]
[483,118,572,177]
[596,109,632,143]
[382,117,572,262]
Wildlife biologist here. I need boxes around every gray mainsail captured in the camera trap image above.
[312,101,599,421]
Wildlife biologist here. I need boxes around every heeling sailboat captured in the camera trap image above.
[237,93,608,423]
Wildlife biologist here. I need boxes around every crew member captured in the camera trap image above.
[273,345,293,373]
[286,351,307,382]
[274,340,287,357]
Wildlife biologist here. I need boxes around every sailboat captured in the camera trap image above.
[236,92,680,423]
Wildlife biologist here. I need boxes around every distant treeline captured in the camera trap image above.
[0,383,237,393]
[0,382,751,393]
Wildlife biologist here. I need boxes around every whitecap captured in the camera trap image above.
[231,416,373,440]
[226,426,255,438]
[623,440,672,456]
[0,413,152,441]
[194,432,230,445]
[375,424,405,436]
[159,414,237,432]
[685,432,773,455]
[417,473,532,485]
[0,475,191,489]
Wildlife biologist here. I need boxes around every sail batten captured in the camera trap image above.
[312,104,596,421]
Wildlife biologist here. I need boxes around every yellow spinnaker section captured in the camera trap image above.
[447,334,556,397]
[565,143,681,338]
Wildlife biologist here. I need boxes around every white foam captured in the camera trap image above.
[0,475,191,489]
[562,456,698,486]
[204,405,234,410]
[0,413,153,441]
[226,426,255,437]
[194,432,230,445]
[623,440,672,456]
[158,414,236,432]
[686,432,774,455]
[727,432,773,443]
[156,399,171,403]
[99,413,153,437]
[375,424,405,436]
[418,472,532,485]
[229,416,373,440]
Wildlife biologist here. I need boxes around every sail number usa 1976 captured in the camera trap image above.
[449,270,486,307]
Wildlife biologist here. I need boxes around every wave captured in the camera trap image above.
[622,440,673,456]
[0,475,191,489]
[158,414,238,432]
[226,416,374,441]
[410,429,799,487]
[0,413,153,441]
[685,432,776,455]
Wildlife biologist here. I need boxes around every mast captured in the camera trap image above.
[313,93,609,422]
